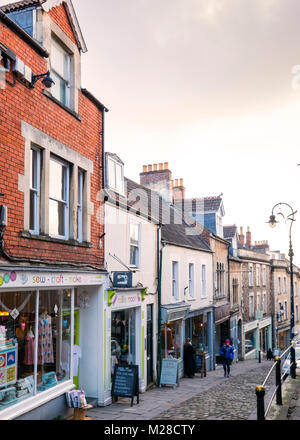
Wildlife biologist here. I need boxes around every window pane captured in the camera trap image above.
[130,245,138,266]
[115,164,123,192]
[8,9,33,36]
[0,291,37,410]
[37,290,71,394]
[49,199,65,237]
[49,159,67,202]
[30,190,37,231]
[51,42,68,80]
[130,224,139,246]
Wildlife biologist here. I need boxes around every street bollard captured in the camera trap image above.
[256,386,265,420]
[274,357,282,406]
[258,350,261,363]
[290,342,296,379]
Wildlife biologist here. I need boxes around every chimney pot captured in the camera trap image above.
[164,162,168,170]
[148,164,153,172]
[153,164,158,171]
[159,163,163,170]
[180,179,183,187]
[143,165,147,173]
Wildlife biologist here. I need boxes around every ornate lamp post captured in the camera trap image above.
[268,202,297,378]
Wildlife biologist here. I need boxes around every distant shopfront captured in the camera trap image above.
[185,307,214,372]
[160,302,190,378]
[243,317,272,360]
[214,303,231,364]
[0,266,107,420]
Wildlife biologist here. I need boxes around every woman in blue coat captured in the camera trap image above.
[219,339,234,378]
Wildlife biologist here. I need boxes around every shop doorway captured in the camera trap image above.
[111,308,136,377]
[146,305,153,385]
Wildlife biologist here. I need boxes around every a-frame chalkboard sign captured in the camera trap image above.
[111,364,139,407]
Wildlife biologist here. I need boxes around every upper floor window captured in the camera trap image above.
[49,155,70,239]
[249,266,253,287]
[7,7,36,38]
[51,39,71,107]
[284,301,288,320]
[296,305,299,323]
[263,293,266,313]
[283,277,287,293]
[232,278,238,304]
[107,156,124,194]
[202,265,207,298]
[249,296,254,318]
[29,146,41,235]
[295,281,298,297]
[256,265,260,286]
[77,169,84,243]
[278,277,281,294]
[172,261,179,299]
[129,223,139,267]
[188,263,194,298]
[262,266,266,286]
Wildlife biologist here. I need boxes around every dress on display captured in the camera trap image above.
[24,334,35,365]
[38,315,54,365]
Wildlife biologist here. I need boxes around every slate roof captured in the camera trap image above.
[105,177,212,253]
[223,225,237,239]
[0,0,46,12]
[174,197,223,213]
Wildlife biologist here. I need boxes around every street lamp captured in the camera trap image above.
[267,202,297,378]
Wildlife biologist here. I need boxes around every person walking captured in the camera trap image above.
[184,338,196,378]
[219,339,234,378]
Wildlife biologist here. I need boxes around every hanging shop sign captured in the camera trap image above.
[112,272,133,289]
[111,364,139,407]
[0,270,104,290]
[159,358,179,389]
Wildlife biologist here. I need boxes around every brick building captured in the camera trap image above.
[0,0,108,419]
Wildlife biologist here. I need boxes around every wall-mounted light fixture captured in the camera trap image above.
[30,70,55,89]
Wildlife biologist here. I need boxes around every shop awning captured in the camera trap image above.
[161,302,191,324]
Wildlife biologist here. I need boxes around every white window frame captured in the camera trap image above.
[202,264,207,298]
[249,265,253,287]
[129,223,140,268]
[51,38,71,108]
[172,261,179,300]
[49,155,70,240]
[107,157,124,195]
[77,169,84,243]
[29,145,41,235]
[188,263,194,298]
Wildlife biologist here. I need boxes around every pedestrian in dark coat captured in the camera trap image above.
[267,348,274,360]
[219,339,234,378]
[184,338,196,378]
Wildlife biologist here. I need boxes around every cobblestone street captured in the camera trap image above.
[88,359,276,420]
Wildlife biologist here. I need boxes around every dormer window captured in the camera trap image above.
[7,7,37,38]
[107,156,124,194]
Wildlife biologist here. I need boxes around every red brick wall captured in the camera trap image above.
[48,4,78,47]
[0,12,104,268]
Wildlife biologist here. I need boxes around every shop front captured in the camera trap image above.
[214,303,231,364]
[100,287,152,406]
[0,266,107,420]
[185,308,214,372]
[160,302,191,378]
[243,317,272,360]
[277,325,290,351]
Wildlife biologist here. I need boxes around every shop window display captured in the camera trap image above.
[191,316,208,354]
[111,310,136,376]
[161,321,182,359]
[0,290,72,410]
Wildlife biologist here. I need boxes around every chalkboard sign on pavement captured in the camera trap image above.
[111,364,139,407]
[159,358,179,389]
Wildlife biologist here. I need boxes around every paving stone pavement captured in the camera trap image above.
[88,359,277,420]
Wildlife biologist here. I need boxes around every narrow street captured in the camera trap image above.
[88,359,276,421]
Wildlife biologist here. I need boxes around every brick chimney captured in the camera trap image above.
[246,226,251,247]
[172,178,185,202]
[140,162,173,202]
[254,240,270,252]
[238,227,244,246]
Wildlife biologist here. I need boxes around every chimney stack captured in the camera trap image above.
[172,178,185,202]
[239,226,245,246]
[140,162,173,202]
[246,226,251,247]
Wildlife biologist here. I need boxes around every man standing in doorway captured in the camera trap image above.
[219,339,234,378]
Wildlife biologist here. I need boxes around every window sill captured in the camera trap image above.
[0,380,74,420]
[20,231,93,248]
[42,90,81,121]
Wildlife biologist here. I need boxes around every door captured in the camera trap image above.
[147,305,153,384]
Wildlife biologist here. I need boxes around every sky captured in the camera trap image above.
[3,0,300,263]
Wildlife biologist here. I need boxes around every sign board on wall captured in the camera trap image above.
[113,272,133,289]
[111,292,142,309]
[0,270,104,290]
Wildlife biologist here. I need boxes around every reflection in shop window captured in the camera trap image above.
[0,290,73,410]
[111,310,136,377]
[161,321,181,359]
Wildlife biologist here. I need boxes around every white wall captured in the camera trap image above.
[161,243,213,310]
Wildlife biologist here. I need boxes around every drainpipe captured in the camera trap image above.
[157,227,164,385]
